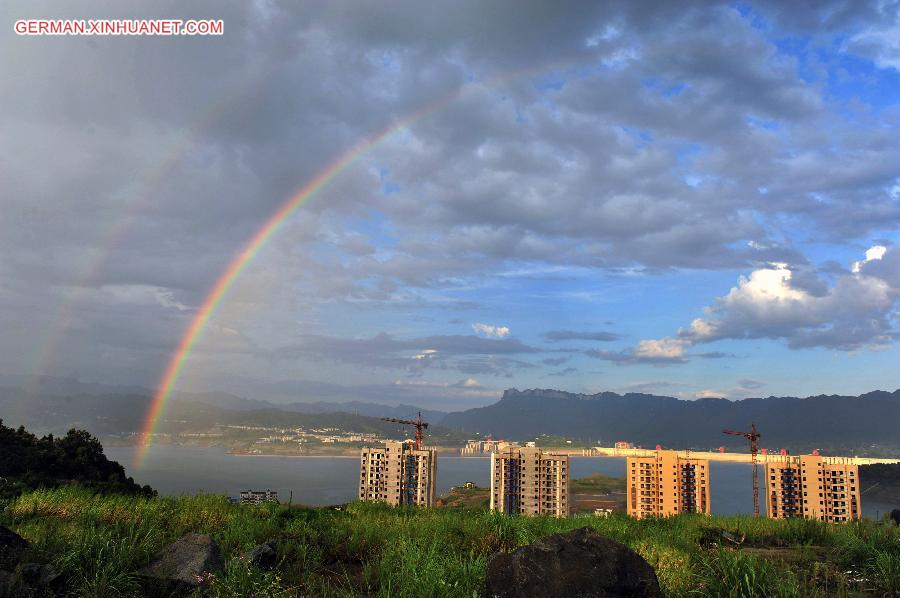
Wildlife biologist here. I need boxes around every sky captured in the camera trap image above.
[2,0,900,411]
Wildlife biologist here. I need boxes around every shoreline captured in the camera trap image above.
[226,453,359,459]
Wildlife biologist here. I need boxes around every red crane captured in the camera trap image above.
[723,423,762,517]
[381,412,429,450]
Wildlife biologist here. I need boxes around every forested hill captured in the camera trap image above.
[440,388,900,455]
[0,421,154,498]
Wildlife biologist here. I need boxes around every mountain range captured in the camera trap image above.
[441,388,900,455]
[3,376,899,456]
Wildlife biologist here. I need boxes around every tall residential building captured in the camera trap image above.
[765,455,860,522]
[490,447,569,517]
[627,451,711,519]
[358,441,436,507]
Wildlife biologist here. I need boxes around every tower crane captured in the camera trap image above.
[723,423,762,517]
[381,412,429,450]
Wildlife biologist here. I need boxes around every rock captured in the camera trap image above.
[0,570,16,598]
[20,562,61,588]
[0,527,28,570]
[485,527,662,598]
[138,533,223,593]
[242,542,277,569]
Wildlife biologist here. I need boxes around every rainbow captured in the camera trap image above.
[135,97,450,465]
[135,59,586,466]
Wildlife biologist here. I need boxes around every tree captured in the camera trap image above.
[0,420,155,498]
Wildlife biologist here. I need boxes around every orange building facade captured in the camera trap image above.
[627,451,711,518]
[765,455,860,522]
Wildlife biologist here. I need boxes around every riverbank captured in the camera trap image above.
[2,487,898,596]
[109,446,898,518]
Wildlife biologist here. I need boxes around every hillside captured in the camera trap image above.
[2,487,897,596]
[441,388,900,455]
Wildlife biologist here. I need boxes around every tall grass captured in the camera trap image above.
[2,487,897,597]
[692,549,799,597]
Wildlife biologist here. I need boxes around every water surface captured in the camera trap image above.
[107,445,894,518]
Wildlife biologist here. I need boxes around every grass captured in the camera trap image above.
[1,487,898,596]
[438,485,490,510]
[569,472,626,494]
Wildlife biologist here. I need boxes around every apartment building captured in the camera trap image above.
[238,489,278,505]
[765,455,860,522]
[490,447,569,517]
[627,450,711,518]
[358,441,437,507]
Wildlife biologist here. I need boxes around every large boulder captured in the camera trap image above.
[0,527,28,571]
[485,527,662,598]
[20,562,63,591]
[0,570,16,598]
[138,533,223,593]
[0,563,65,597]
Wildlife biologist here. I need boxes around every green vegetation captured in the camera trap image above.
[570,472,626,494]
[437,485,490,510]
[2,487,898,597]
[0,420,154,500]
[530,434,578,448]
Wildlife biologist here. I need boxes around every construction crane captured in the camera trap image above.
[723,423,762,517]
[381,412,429,450]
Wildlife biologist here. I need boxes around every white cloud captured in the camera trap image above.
[694,389,725,399]
[849,24,900,72]
[101,284,191,312]
[472,323,510,338]
[632,248,900,358]
[634,337,688,360]
[853,244,887,273]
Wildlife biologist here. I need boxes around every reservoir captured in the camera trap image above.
[107,445,895,519]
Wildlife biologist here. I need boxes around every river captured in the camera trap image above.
[106,445,895,519]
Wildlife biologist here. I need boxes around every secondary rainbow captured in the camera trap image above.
[29,62,275,401]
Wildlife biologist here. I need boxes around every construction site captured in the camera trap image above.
[363,418,876,522]
[358,413,437,507]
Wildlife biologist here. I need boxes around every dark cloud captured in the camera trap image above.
[547,367,578,377]
[541,357,569,366]
[213,375,499,411]
[271,332,542,377]
[543,330,621,342]
[585,348,688,366]
[738,379,766,389]
[1,0,899,399]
